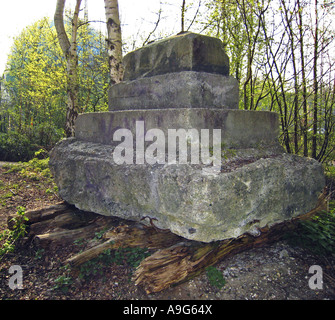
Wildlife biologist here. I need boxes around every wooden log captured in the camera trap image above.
[66,238,116,268]
[103,224,185,249]
[53,210,94,229]
[33,227,93,247]
[14,191,327,295]
[66,224,184,268]
[28,210,95,235]
[7,202,70,229]
[25,202,71,224]
[133,193,327,294]
[33,217,115,248]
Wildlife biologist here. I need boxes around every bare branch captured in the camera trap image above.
[186,0,202,32]
[142,7,162,46]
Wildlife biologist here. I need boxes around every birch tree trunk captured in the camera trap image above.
[104,0,123,84]
[54,0,82,137]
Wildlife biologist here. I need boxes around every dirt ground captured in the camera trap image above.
[0,165,334,301]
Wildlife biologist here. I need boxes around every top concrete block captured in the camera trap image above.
[123,32,230,80]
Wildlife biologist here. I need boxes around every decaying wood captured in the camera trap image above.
[133,193,327,294]
[33,225,96,247]
[25,202,71,224]
[7,202,69,230]
[12,192,327,295]
[66,224,184,268]
[29,210,97,235]
[33,217,115,248]
[7,202,113,248]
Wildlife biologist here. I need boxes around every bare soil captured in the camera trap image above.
[0,166,334,301]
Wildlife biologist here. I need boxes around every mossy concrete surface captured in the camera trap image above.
[122,32,230,81]
[75,108,279,150]
[50,138,325,243]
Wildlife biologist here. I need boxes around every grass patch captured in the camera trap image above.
[78,247,152,281]
[285,201,335,256]
[206,266,226,289]
[52,265,73,293]
[4,157,52,182]
[1,149,58,201]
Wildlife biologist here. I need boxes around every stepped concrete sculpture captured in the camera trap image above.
[49,32,325,243]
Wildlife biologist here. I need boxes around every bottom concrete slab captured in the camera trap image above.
[49,138,325,243]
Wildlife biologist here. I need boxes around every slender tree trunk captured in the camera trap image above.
[261,14,291,153]
[297,0,308,157]
[54,0,81,138]
[281,0,299,154]
[312,0,319,159]
[104,0,123,84]
[181,0,186,32]
[244,50,253,110]
[238,0,264,111]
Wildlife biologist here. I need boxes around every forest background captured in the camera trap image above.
[0,0,334,172]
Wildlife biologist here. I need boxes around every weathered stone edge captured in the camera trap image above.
[49,138,325,243]
[75,108,280,149]
[109,72,239,110]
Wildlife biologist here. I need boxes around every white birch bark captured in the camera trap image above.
[54,0,82,137]
[104,0,123,84]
